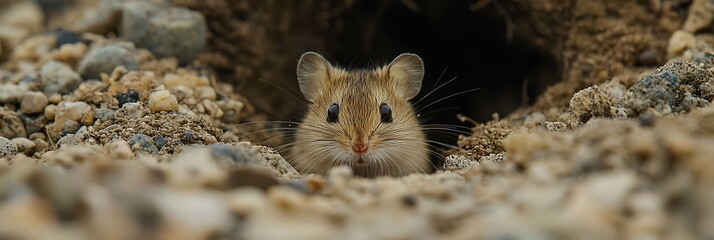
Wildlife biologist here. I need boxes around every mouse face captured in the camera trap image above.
[290,52,430,178]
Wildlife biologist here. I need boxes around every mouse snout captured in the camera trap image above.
[352,142,368,154]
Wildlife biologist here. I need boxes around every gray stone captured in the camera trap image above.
[0,137,18,158]
[121,2,206,65]
[117,102,145,119]
[77,44,139,79]
[153,136,167,150]
[57,126,90,147]
[61,120,80,135]
[210,143,264,167]
[128,134,158,154]
[626,60,714,114]
[40,61,82,96]
[95,108,116,123]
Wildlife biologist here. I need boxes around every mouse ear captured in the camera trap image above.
[297,52,333,102]
[387,53,424,100]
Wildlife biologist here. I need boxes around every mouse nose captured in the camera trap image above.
[352,142,368,154]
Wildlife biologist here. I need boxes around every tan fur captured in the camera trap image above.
[290,53,430,178]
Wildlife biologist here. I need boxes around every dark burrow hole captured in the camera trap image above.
[274,1,560,155]
[325,0,558,121]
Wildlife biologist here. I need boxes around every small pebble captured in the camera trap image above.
[49,93,62,104]
[78,44,139,79]
[118,102,145,119]
[636,48,658,66]
[61,120,80,135]
[638,111,656,127]
[148,90,178,112]
[54,101,95,127]
[54,29,84,48]
[217,100,244,123]
[0,109,27,138]
[39,60,82,96]
[0,137,18,158]
[44,104,57,120]
[204,135,217,144]
[543,121,568,131]
[128,134,159,154]
[107,140,133,160]
[401,195,418,207]
[667,30,696,58]
[28,132,46,140]
[20,91,49,114]
[153,136,168,150]
[11,137,35,156]
[116,89,140,107]
[182,131,193,142]
[95,108,116,123]
[443,155,475,172]
[210,144,264,166]
[33,139,49,153]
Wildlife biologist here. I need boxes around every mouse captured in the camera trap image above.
[289,52,430,178]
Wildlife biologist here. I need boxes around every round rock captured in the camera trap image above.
[121,2,206,65]
[148,90,178,112]
[77,44,139,79]
[128,134,159,154]
[20,91,49,114]
[40,61,82,96]
[61,120,80,135]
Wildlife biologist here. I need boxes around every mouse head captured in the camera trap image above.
[292,52,430,177]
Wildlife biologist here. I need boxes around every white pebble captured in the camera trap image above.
[149,90,178,112]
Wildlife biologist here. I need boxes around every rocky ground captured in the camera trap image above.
[0,0,713,239]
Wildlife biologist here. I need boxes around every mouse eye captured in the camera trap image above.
[380,103,392,123]
[327,103,339,123]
